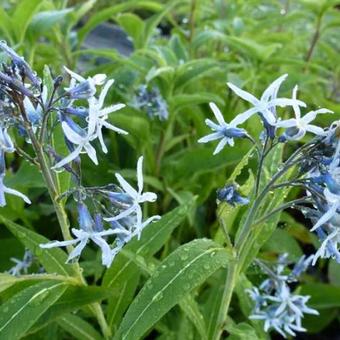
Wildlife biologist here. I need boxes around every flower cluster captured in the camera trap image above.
[198,74,332,154]
[0,41,33,206]
[247,254,318,338]
[40,156,160,267]
[297,121,340,264]
[0,42,160,267]
[134,85,168,121]
[198,74,339,264]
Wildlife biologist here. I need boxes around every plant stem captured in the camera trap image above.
[305,14,322,63]
[92,304,112,339]
[214,141,316,336]
[188,0,197,44]
[213,259,238,340]
[254,135,269,195]
[253,197,310,226]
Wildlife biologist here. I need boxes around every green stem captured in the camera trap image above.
[213,260,238,340]
[25,126,111,339]
[91,304,112,339]
[305,13,322,63]
[214,141,316,337]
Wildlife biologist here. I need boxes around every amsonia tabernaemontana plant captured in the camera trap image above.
[0,39,339,340]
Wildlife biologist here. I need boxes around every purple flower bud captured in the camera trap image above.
[217,184,249,206]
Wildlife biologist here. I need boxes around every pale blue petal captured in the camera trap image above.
[311,203,339,231]
[227,82,259,106]
[115,173,138,198]
[198,132,223,143]
[261,74,288,102]
[213,138,228,155]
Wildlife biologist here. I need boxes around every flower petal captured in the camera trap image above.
[209,102,225,126]
[261,74,288,102]
[198,132,222,143]
[311,202,339,231]
[52,146,82,169]
[137,156,144,193]
[3,186,31,204]
[84,143,98,165]
[115,173,138,198]
[64,66,85,82]
[213,137,228,155]
[62,121,84,145]
[230,107,258,126]
[227,82,259,106]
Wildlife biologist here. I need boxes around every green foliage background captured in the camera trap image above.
[0,0,339,339]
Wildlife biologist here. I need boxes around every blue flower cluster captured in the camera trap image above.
[247,254,318,338]
[0,42,160,268]
[198,74,332,153]
[134,85,169,121]
[41,156,160,267]
[299,121,340,264]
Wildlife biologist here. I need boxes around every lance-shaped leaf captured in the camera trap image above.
[0,216,78,277]
[0,280,67,339]
[114,238,231,340]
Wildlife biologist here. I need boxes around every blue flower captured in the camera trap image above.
[227,74,305,127]
[104,156,159,223]
[198,102,248,154]
[8,249,34,276]
[53,106,99,169]
[64,66,106,99]
[88,79,127,154]
[0,151,31,207]
[277,86,332,140]
[40,203,119,267]
[248,255,318,338]
[216,184,249,206]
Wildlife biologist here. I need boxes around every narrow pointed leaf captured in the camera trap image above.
[0,280,67,339]
[0,216,78,277]
[114,239,231,340]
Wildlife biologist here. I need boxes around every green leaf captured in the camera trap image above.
[114,239,231,340]
[225,36,282,61]
[226,320,261,340]
[143,1,179,47]
[5,161,44,188]
[0,216,78,277]
[300,283,340,309]
[169,93,224,112]
[0,273,19,293]
[77,1,162,45]
[28,9,73,36]
[263,228,302,261]
[174,59,219,89]
[0,280,67,339]
[163,146,244,186]
[57,314,102,340]
[12,0,42,43]
[179,295,207,340]
[329,260,340,286]
[103,201,194,328]
[30,285,112,333]
[67,0,96,30]
[116,13,145,49]
[0,8,13,41]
